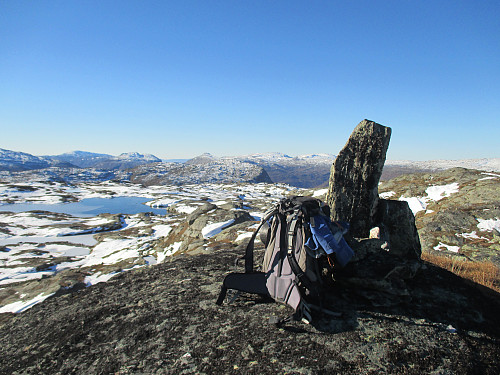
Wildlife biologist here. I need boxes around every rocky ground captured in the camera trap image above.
[0,243,499,374]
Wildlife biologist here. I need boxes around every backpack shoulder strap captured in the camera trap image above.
[238,207,277,273]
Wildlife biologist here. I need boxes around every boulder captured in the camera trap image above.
[186,203,217,224]
[375,199,422,259]
[161,206,255,254]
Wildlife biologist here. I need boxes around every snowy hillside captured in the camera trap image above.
[116,152,160,162]
[230,153,336,188]
[378,168,500,262]
[48,151,112,168]
[42,150,161,170]
[129,158,272,185]
[1,149,162,172]
[1,168,499,316]
[0,148,50,171]
[233,152,336,165]
[385,158,500,172]
[90,152,162,170]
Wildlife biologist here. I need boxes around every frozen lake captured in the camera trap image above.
[0,233,98,246]
[0,196,167,217]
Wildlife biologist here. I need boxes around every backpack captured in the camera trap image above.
[216,196,354,325]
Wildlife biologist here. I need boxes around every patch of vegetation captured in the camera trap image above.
[422,251,500,293]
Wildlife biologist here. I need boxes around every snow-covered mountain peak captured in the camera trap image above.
[61,151,110,157]
[117,152,161,162]
[296,153,336,160]
[244,152,292,161]
[0,148,50,171]
[185,153,217,165]
[0,148,44,162]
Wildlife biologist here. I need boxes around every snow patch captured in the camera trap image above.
[479,172,500,180]
[163,241,183,257]
[434,242,460,253]
[379,191,396,199]
[0,265,56,286]
[146,197,180,208]
[236,231,253,242]
[426,183,459,201]
[84,271,119,286]
[477,218,500,232]
[399,197,427,215]
[152,224,172,238]
[0,292,55,313]
[400,183,460,215]
[313,189,328,197]
[457,231,488,241]
[175,205,198,214]
[202,219,235,239]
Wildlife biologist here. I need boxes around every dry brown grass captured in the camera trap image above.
[422,251,500,293]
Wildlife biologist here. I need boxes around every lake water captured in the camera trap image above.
[0,197,167,217]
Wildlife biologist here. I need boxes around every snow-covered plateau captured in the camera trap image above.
[1,158,499,316]
[0,180,304,313]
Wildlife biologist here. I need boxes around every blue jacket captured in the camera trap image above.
[305,215,354,267]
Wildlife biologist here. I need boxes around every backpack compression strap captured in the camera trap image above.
[238,208,277,273]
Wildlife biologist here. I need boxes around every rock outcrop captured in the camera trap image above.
[157,203,255,254]
[1,247,499,374]
[327,119,421,259]
[326,119,392,238]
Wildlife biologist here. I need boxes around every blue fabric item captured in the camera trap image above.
[305,215,354,267]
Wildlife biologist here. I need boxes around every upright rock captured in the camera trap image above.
[327,119,422,260]
[327,119,391,238]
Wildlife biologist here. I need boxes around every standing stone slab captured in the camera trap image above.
[327,119,391,238]
[376,199,422,259]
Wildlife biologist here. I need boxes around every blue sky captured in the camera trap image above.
[1,1,499,160]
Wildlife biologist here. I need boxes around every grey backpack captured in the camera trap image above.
[216,196,354,325]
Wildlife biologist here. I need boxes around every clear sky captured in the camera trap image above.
[1,1,499,160]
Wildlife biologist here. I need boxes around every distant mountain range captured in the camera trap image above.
[47,150,162,170]
[0,148,499,187]
[0,149,161,172]
[0,149,273,186]
[0,148,70,171]
[200,152,500,187]
[383,158,500,179]
[227,153,336,188]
